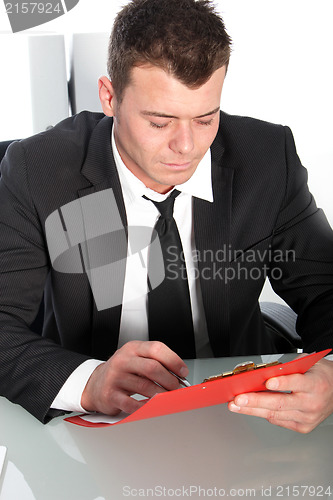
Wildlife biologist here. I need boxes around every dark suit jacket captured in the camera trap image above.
[0,111,332,423]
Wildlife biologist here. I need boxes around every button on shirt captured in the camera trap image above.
[51,128,214,412]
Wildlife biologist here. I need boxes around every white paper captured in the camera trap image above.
[78,411,128,424]
[260,353,284,364]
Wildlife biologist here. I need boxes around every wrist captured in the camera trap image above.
[81,362,105,412]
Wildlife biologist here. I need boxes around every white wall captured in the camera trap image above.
[220,0,333,229]
[215,0,333,302]
[0,0,332,227]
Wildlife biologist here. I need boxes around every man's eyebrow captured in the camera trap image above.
[140,107,220,119]
[196,107,220,119]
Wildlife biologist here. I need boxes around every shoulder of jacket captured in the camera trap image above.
[20,111,107,151]
[219,110,284,134]
[217,111,287,151]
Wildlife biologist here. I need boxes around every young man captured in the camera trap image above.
[0,0,332,432]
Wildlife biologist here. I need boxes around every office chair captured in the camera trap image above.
[260,301,301,353]
[0,140,16,161]
[0,140,302,350]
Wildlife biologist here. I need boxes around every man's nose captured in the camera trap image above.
[169,123,194,155]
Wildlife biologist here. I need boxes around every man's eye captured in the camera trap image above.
[150,122,168,129]
[197,119,214,126]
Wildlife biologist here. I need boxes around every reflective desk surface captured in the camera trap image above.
[1,355,332,500]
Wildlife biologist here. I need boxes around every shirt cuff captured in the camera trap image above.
[50,359,104,412]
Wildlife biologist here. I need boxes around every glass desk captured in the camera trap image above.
[1,355,332,500]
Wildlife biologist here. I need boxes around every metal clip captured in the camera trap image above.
[202,360,281,383]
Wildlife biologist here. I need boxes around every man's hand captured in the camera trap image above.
[81,340,188,416]
[228,357,333,433]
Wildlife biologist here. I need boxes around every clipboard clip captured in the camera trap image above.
[202,360,281,383]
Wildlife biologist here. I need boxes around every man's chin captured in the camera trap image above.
[146,165,197,193]
[162,165,197,185]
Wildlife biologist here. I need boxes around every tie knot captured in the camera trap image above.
[144,189,180,219]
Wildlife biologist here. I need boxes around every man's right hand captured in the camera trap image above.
[81,340,189,415]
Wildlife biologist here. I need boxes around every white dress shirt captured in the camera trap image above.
[51,129,214,411]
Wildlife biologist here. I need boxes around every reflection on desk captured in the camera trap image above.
[0,355,332,500]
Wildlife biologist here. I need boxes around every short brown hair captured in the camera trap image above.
[107,0,232,102]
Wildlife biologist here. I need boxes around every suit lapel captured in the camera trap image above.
[77,117,127,359]
[194,129,234,356]
[78,116,127,228]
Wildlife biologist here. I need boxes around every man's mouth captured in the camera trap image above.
[161,161,192,170]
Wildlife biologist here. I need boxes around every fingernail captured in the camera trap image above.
[266,379,278,390]
[180,366,189,377]
[229,402,241,412]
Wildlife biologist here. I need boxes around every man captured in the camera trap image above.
[0,0,332,433]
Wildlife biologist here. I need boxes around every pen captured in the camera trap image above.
[168,370,191,387]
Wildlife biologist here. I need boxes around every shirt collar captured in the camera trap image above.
[111,126,214,203]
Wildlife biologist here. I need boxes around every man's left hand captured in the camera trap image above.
[228,357,333,433]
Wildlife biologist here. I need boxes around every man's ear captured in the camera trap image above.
[98,76,117,116]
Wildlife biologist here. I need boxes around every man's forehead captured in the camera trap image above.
[122,64,225,115]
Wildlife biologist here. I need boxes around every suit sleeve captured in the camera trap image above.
[269,126,333,352]
[0,141,91,423]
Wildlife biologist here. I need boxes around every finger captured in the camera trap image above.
[265,372,315,394]
[232,391,302,412]
[115,340,188,388]
[229,401,302,421]
[109,390,148,415]
[124,355,182,391]
[132,340,189,378]
[118,372,178,398]
[228,402,316,433]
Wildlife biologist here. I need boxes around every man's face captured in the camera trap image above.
[111,65,225,193]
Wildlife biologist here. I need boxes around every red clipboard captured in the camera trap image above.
[65,349,331,428]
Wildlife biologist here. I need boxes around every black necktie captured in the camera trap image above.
[143,190,196,359]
